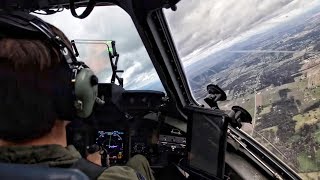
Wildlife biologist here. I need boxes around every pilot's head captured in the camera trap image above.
[0,12,97,145]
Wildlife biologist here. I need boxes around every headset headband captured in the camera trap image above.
[0,11,80,72]
[0,11,100,119]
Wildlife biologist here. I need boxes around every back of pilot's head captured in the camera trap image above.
[0,15,75,142]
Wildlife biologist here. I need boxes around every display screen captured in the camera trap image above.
[96,130,125,163]
[189,113,227,178]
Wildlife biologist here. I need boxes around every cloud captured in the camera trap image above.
[164,0,320,66]
[35,1,320,91]
[36,6,163,90]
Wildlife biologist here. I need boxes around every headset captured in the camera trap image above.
[0,11,99,118]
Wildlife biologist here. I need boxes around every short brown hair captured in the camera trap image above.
[0,21,74,142]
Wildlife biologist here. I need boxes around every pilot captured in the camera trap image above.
[0,12,155,180]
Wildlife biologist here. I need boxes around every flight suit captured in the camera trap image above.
[0,144,155,180]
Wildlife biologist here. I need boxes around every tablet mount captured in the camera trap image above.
[204,84,252,129]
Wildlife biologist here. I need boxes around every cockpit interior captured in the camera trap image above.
[1,0,318,180]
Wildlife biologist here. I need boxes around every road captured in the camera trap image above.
[251,71,262,136]
[251,93,257,136]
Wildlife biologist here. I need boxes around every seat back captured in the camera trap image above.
[0,162,89,180]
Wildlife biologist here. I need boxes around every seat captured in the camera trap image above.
[0,162,89,180]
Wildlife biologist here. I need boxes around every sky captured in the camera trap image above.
[164,0,320,67]
[37,0,320,91]
[37,6,161,90]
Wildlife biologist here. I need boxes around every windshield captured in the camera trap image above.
[36,6,164,91]
[164,0,320,176]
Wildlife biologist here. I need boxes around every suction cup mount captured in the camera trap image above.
[227,106,252,129]
[204,84,227,109]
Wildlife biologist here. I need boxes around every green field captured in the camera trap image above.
[219,70,320,175]
[289,134,302,143]
[260,87,281,107]
[299,172,320,180]
[259,105,272,115]
[261,125,278,133]
[293,109,320,131]
[315,129,320,143]
[297,152,319,172]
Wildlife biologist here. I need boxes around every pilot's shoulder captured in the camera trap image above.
[98,165,140,180]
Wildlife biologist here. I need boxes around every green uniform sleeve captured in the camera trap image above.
[126,155,155,180]
[98,166,139,180]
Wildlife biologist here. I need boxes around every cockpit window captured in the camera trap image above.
[36,6,164,91]
[164,0,320,176]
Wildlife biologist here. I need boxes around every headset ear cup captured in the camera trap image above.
[74,68,98,118]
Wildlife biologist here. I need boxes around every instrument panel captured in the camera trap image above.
[69,83,187,167]
[130,124,187,167]
[93,125,187,167]
[95,130,126,164]
[159,134,186,155]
